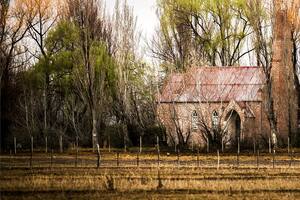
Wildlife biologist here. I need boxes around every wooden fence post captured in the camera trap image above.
[177,149,180,167]
[256,150,259,169]
[75,136,79,167]
[59,135,63,153]
[124,135,127,153]
[157,136,160,153]
[45,136,48,153]
[191,140,194,152]
[268,137,271,154]
[288,137,290,154]
[217,149,220,170]
[197,149,200,168]
[50,149,53,168]
[137,152,139,167]
[253,139,256,155]
[157,145,160,167]
[272,149,275,168]
[157,169,163,189]
[139,136,142,153]
[236,137,240,168]
[236,152,239,168]
[206,137,209,153]
[9,149,12,167]
[30,136,33,168]
[237,137,240,154]
[221,138,224,153]
[14,137,16,155]
[117,152,120,167]
[97,144,101,168]
[108,135,111,153]
[289,150,294,167]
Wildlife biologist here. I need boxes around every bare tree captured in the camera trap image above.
[1,0,31,149]
[0,0,29,86]
[21,0,58,141]
[64,0,114,150]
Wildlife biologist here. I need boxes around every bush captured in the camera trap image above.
[103,124,166,148]
[103,125,129,148]
[293,128,300,147]
[143,125,166,146]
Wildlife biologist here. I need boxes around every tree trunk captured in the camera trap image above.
[43,85,47,137]
[271,0,298,145]
[91,108,98,151]
[266,79,278,139]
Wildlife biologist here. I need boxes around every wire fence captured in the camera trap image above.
[1,135,300,169]
[1,148,299,169]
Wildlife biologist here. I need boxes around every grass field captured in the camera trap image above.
[1,149,300,199]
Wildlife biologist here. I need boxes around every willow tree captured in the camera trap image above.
[152,0,193,72]
[64,0,116,150]
[112,0,138,125]
[111,1,154,144]
[153,0,254,72]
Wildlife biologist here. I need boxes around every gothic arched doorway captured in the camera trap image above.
[224,110,241,145]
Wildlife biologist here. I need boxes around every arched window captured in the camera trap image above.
[212,111,219,129]
[191,111,198,130]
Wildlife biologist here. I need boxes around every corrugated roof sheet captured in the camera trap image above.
[159,66,265,102]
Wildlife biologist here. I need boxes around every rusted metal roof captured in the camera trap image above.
[159,66,265,103]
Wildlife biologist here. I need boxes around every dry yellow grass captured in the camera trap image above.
[1,167,300,199]
[1,150,300,199]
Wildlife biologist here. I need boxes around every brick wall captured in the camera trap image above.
[157,101,272,149]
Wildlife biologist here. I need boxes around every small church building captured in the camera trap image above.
[157,66,269,148]
[157,65,299,148]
